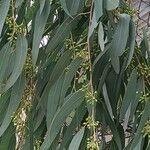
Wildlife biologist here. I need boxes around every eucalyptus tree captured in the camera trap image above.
[0,0,149,150]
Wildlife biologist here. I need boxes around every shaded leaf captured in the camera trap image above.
[98,22,105,51]
[4,35,27,92]
[105,0,119,10]
[119,69,137,121]
[0,74,25,136]
[60,57,83,104]
[32,0,50,65]
[130,97,150,149]
[0,43,12,90]
[110,14,130,73]
[126,20,136,68]
[46,18,76,53]
[60,0,72,18]
[40,90,85,150]
[95,0,103,21]
[15,0,24,8]
[68,127,85,150]
[103,83,113,119]
[46,73,64,127]
[0,0,10,36]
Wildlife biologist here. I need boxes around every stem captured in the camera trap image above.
[10,0,16,41]
[87,1,99,149]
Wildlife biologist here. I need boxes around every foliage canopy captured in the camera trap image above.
[0,0,149,149]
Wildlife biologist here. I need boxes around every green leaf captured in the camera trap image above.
[60,0,72,18]
[46,18,75,53]
[126,20,136,68]
[40,90,85,150]
[0,0,10,36]
[0,43,12,89]
[132,136,142,150]
[141,29,150,62]
[88,10,98,39]
[131,97,150,149]
[60,57,83,104]
[15,0,24,8]
[60,102,87,149]
[95,0,103,21]
[4,35,27,92]
[61,0,84,17]
[130,78,144,120]
[105,0,119,10]
[119,69,137,121]
[98,22,104,51]
[103,105,122,150]
[39,0,46,14]
[68,127,85,150]
[32,0,50,65]
[49,50,72,86]
[98,63,110,92]
[46,74,65,127]
[0,91,10,124]
[37,50,72,120]
[0,123,16,150]
[0,74,25,136]
[110,14,130,73]
[103,83,113,119]
[68,0,84,16]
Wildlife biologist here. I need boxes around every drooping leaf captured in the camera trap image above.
[0,91,10,124]
[60,102,87,149]
[0,74,25,136]
[60,57,83,104]
[110,14,130,73]
[130,97,150,149]
[103,105,122,150]
[0,0,10,36]
[126,20,136,68]
[68,0,84,16]
[46,18,76,53]
[32,0,50,65]
[40,90,85,150]
[0,43,12,91]
[141,29,150,61]
[95,0,103,21]
[119,69,137,121]
[97,63,110,92]
[15,0,24,8]
[60,0,72,18]
[46,73,65,127]
[88,9,98,39]
[4,35,27,92]
[49,50,72,87]
[98,22,105,51]
[37,50,72,122]
[0,123,16,150]
[68,127,85,150]
[39,0,46,14]
[103,83,113,119]
[105,0,119,10]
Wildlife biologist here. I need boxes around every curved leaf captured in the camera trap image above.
[40,90,85,150]
[119,69,137,121]
[105,0,119,10]
[0,0,10,36]
[110,14,130,73]
[4,35,27,92]
[0,74,25,136]
[68,127,85,150]
[60,57,83,104]
[32,0,50,65]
